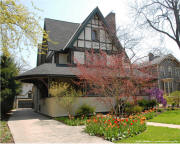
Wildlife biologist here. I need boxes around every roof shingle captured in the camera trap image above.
[45,18,80,51]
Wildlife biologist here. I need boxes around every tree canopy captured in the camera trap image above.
[132,0,180,49]
[0,52,21,115]
[0,0,47,57]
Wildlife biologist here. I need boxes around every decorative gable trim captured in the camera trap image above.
[63,7,122,51]
[160,54,180,66]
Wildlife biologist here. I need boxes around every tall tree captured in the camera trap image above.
[0,52,21,116]
[0,0,47,57]
[132,0,180,49]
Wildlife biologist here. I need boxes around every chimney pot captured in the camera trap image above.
[148,53,154,61]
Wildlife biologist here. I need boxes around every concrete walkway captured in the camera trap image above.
[147,122,180,129]
[8,108,112,143]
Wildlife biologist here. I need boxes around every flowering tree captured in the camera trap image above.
[147,88,167,107]
[74,50,156,117]
[49,82,82,118]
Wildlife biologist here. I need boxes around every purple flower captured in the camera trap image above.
[147,88,167,106]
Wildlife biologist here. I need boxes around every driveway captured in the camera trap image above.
[8,108,112,143]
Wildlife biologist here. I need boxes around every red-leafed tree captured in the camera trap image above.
[74,49,156,117]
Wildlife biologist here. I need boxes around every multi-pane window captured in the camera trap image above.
[74,51,85,64]
[168,66,172,76]
[92,29,99,41]
[175,68,179,76]
[160,66,165,76]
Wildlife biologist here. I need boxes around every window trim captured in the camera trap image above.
[92,29,99,42]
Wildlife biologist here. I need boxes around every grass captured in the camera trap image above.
[0,117,14,143]
[115,126,180,143]
[54,116,87,126]
[148,110,180,125]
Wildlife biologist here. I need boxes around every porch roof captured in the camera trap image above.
[17,63,79,80]
[17,63,155,82]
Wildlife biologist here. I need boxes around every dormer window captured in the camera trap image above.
[92,29,99,41]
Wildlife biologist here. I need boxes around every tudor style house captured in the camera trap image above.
[17,7,126,117]
[148,53,180,95]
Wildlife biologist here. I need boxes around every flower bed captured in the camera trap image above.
[54,116,87,126]
[85,114,146,142]
[142,109,157,120]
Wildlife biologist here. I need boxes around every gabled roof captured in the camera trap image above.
[65,7,123,50]
[45,7,123,51]
[65,7,115,49]
[45,18,80,51]
[150,54,180,65]
[141,54,180,67]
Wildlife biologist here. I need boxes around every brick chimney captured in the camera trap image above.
[148,53,154,61]
[105,12,116,35]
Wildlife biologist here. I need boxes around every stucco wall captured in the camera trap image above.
[38,95,149,117]
[39,96,115,117]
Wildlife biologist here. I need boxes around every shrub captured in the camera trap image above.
[148,100,158,108]
[76,104,95,117]
[133,105,143,113]
[85,114,147,142]
[125,105,143,115]
[138,99,157,110]
[138,99,148,110]
[157,108,163,113]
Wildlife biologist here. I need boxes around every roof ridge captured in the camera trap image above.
[45,18,80,25]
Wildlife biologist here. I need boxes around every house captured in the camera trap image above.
[148,53,180,94]
[17,7,147,117]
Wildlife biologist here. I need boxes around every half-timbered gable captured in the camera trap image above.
[62,7,122,65]
[72,14,116,51]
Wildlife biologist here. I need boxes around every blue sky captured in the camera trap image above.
[20,0,180,69]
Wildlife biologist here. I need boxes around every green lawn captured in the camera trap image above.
[148,110,180,125]
[0,120,14,143]
[115,126,180,143]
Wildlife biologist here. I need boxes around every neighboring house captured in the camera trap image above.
[15,83,33,108]
[148,53,180,95]
[17,7,147,117]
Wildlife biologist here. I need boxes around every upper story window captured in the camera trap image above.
[58,53,68,64]
[74,51,84,64]
[92,29,99,41]
[175,68,180,76]
[168,66,172,76]
[175,68,178,76]
[160,66,165,76]
[178,68,180,76]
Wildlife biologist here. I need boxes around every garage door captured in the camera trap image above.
[18,99,33,108]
